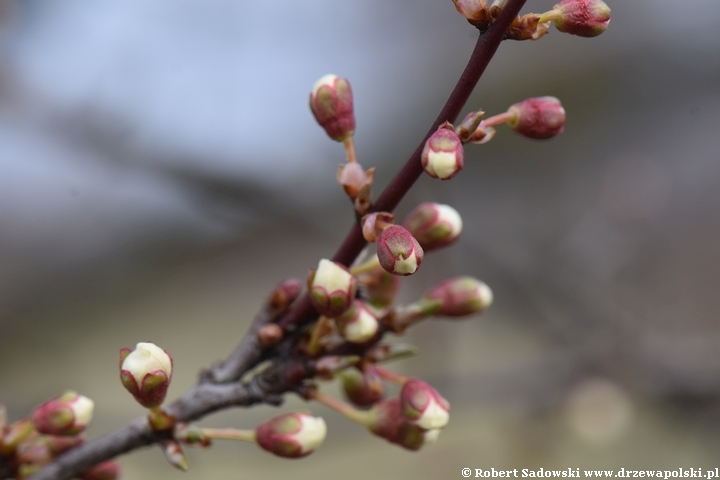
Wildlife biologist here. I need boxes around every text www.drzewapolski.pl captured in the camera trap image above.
[461,469,720,479]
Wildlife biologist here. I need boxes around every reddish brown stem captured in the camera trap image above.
[280,0,528,329]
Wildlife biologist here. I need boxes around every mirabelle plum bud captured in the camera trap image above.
[31,391,94,436]
[507,96,566,140]
[81,461,121,480]
[256,412,327,458]
[452,0,491,29]
[335,300,379,344]
[403,203,462,252]
[421,125,464,180]
[308,259,357,317]
[339,366,385,407]
[422,276,493,317]
[120,342,173,409]
[545,0,611,37]
[367,399,439,451]
[309,74,355,142]
[400,379,450,430]
[376,225,424,276]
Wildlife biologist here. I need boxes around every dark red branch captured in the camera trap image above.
[280,0,528,329]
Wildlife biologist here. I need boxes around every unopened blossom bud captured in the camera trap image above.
[377,226,424,276]
[336,300,379,344]
[507,96,566,140]
[309,74,355,142]
[267,278,302,316]
[337,163,375,201]
[361,212,394,243]
[120,342,173,409]
[256,412,327,458]
[339,366,385,407]
[423,276,493,317]
[403,203,462,252]
[400,379,450,430]
[547,0,611,37]
[452,0,491,29]
[421,126,464,180]
[81,461,121,480]
[308,259,357,317]
[32,391,94,436]
[367,399,439,451]
[355,256,401,308]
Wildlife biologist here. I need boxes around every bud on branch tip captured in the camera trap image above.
[309,74,355,142]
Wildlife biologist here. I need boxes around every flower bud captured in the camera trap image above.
[309,74,355,141]
[308,259,358,317]
[422,276,493,317]
[376,226,424,276]
[335,300,379,344]
[339,366,385,407]
[549,0,611,37]
[120,342,173,409]
[355,256,401,308]
[421,126,464,180]
[400,379,450,430]
[452,0,491,30]
[403,203,462,252]
[32,391,94,436]
[81,461,121,480]
[256,412,327,458]
[367,399,439,451]
[338,163,375,201]
[507,96,566,140]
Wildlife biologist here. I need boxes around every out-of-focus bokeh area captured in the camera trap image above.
[2,0,720,478]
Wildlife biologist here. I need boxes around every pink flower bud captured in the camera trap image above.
[421,127,464,180]
[81,461,121,480]
[120,342,173,409]
[339,366,385,407]
[356,256,401,308]
[400,379,450,430]
[367,399,440,451]
[32,391,94,436]
[307,259,358,317]
[256,412,327,458]
[309,74,355,142]
[452,0,491,29]
[422,276,493,317]
[507,96,566,140]
[335,300,379,344]
[403,203,463,252]
[337,163,375,201]
[377,226,424,276]
[551,0,611,37]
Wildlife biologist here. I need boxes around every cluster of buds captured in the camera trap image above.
[0,393,113,479]
[452,0,610,39]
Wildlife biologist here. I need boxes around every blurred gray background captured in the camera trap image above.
[2,0,720,478]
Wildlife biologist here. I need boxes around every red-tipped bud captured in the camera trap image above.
[403,203,463,252]
[31,391,94,436]
[335,300,379,344]
[549,0,611,37]
[267,279,302,316]
[423,276,493,317]
[355,256,401,308]
[361,212,395,243]
[452,0,491,29]
[400,379,450,430]
[309,74,355,142]
[308,259,358,317]
[367,399,440,451]
[421,126,464,180]
[44,435,85,455]
[119,342,173,409]
[81,461,121,480]
[507,96,566,140]
[339,366,385,407]
[377,226,424,276]
[256,412,327,458]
